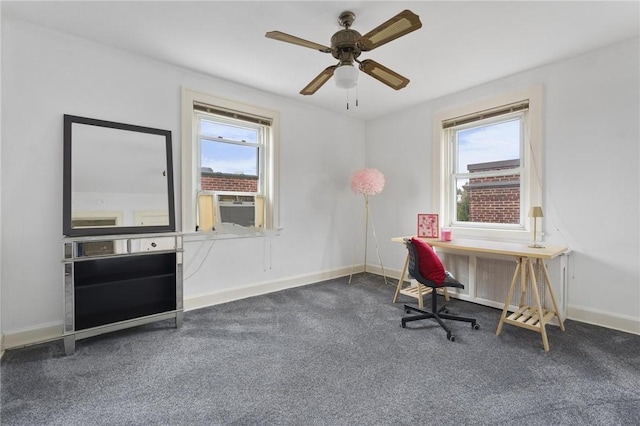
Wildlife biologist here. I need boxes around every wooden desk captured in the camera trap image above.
[391,236,569,351]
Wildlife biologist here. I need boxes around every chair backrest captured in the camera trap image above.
[406,240,434,287]
[405,237,446,287]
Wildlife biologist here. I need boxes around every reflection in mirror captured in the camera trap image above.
[63,115,175,236]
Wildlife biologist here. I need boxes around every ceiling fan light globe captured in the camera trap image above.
[334,64,358,89]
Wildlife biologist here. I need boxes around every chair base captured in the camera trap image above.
[401,304,479,342]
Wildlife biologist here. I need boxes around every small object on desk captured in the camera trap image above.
[528,206,544,248]
[440,228,452,241]
[417,213,439,238]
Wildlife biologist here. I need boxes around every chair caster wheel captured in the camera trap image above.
[405,309,411,314]
[473,323,480,330]
[448,334,455,342]
[401,322,406,328]
[442,309,449,314]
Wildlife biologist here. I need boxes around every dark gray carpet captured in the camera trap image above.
[2,273,639,425]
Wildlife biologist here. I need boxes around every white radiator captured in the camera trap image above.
[438,250,568,321]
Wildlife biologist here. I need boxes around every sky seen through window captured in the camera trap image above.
[456,119,520,173]
[200,120,258,176]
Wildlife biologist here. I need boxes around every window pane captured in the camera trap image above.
[200,119,257,143]
[456,119,520,173]
[456,178,470,222]
[201,140,258,176]
[201,140,260,193]
[457,174,521,224]
[454,117,522,225]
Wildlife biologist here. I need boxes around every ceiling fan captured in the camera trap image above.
[265,9,422,95]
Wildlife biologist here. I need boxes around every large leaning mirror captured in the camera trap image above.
[63,115,175,236]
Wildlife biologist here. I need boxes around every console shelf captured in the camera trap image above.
[63,233,183,355]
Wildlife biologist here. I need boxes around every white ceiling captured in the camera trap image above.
[3,1,639,121]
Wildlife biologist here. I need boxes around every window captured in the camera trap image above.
[448,108,525,226]
[181,89,279,234]
[433,87,542,241]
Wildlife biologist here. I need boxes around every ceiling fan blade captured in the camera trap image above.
[358,10,422,51]
[300,66,337,95]
[265,31,332,53]
[359,59,410,90]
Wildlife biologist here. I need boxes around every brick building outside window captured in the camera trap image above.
[200,167,258,193]
[459,159,520,224]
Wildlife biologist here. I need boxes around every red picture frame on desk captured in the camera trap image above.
[417,214,439,238]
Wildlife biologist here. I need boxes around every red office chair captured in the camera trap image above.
[401,237,479,341]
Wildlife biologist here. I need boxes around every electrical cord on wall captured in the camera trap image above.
[183,236,218,282]
[528,122,575,279]
[263,235,273,271]
[183,227,282,280]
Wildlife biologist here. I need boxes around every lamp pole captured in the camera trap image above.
[363,194,369,273]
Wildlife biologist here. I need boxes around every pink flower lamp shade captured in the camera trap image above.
[350,168,385,196]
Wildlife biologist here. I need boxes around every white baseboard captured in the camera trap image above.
[185,265,364,311]
[3,322,63,350]
[363,264,403,282]
[567,305,640,336]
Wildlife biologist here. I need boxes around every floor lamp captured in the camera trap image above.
[348,168,388,285]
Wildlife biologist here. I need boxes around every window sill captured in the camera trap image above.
[183,226,282,242]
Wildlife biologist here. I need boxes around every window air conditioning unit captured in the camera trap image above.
[215,192,257,228]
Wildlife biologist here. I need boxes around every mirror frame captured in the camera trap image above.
[63,114,176,236]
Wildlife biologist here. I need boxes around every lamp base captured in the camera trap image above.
[528,242,545,248]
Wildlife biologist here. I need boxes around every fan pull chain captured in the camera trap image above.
[345,88,359,110]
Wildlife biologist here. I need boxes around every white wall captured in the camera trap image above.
[366,38,640,333]
[0,18,365,338]
[0,5,3,354]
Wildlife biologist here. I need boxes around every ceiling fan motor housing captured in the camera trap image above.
[331,29,362,62]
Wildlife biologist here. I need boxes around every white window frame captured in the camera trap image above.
[432,86,543,242]
[181,88,279,236]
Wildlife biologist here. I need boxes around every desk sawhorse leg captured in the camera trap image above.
[393,253,450,309]
[496,257,565,351]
